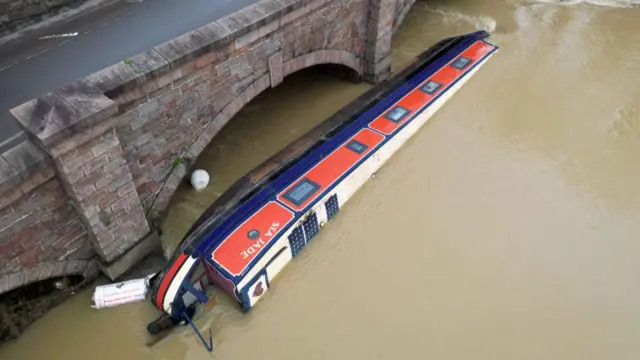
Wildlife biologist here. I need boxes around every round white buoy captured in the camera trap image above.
[190,169,210,190]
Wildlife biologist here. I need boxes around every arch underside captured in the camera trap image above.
[0,259,95,296]
[149,50,362,217]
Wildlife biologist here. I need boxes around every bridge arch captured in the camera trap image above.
[5,0,423,293]
[0,260,91,340]
[148,50,362,218]
[0,260,94,296]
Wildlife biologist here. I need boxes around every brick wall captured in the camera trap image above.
[0,137,95,295]
[2,0,419,293]
[110,0,371,219]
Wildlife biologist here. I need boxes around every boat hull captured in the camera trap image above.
[146,30,498,332]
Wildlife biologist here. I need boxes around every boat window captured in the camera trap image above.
[420,80,442,95]
[345,139,368,154]
[451,56,472,70]
[283,178,321,207]
[384,106,410,123]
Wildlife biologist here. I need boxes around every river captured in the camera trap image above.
[2,0,640,359]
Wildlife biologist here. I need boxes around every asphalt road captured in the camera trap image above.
[0,0,258,145]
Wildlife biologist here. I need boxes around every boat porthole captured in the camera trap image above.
[247,229,260,240]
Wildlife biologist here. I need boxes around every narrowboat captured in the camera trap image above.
[146,30,498,350]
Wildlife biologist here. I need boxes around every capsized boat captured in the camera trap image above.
[145,30,499,350]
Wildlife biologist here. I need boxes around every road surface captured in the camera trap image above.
[0,0,258,145]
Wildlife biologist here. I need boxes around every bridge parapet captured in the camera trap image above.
[1,0,418,295]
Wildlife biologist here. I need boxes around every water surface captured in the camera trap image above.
[2,1,640,359]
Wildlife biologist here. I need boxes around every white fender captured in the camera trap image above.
[190,170,210,190]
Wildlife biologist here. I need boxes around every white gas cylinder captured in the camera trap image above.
[91,275,153,309]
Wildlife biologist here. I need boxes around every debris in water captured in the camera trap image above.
[91,274,155,309]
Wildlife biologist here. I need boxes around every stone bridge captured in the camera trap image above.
[0,0,418,295]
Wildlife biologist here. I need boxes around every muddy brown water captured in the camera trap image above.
[3,0,640,359]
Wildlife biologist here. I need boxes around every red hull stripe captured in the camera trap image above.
[369,40,492,135]
[212,201,294,276]
[155,253,189,309]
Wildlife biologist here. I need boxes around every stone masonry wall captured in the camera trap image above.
[0,138,95,295]
[3,0,418,293]
[110,0,371,219]
[393,0,417,32]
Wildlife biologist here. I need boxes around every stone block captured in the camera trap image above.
[198,20,233,47]
[10,82,117,149]
[90,133,119,157]
[217,8,257,38]
[158,87,181,108]
[0,156,19,196]
[17,245,40,267]
[154,29,212,67]
[0,275,7,294]
[2,259,20,273]
[55,79,118,127]
[80,153,109,175]
[49,116,120,159]
[140,68,182,96]
[37,262,54,280]
[83,260,98,278]
[51,261,67,277]
[10,92,75,148]
[0,206,16,226]
[279,2,309,28]
[0,234,24,260]
[73,169,103,190]
[268,51,284,87]
[106,172,133,194]
[237,5,270,35]
[103,159,126,178]
[1,140,51,181]
[86,50,169,97]
[18,166,56,194]
[98,233,161,281]
[8,271,24,290]
[109,191,137,213]
[22,266,40,285]
[0,187,22,210]
[254,0,289,22]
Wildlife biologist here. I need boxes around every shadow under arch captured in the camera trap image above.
[148,50,363,220]
[0,259,94,298]
[0,259,93,341]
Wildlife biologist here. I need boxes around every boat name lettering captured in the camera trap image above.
[240,221,281,259]
[265,221,280,237]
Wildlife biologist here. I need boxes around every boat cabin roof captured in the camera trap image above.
[201,37,497,281]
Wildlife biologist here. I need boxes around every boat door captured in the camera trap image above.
[240,271,270,310]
